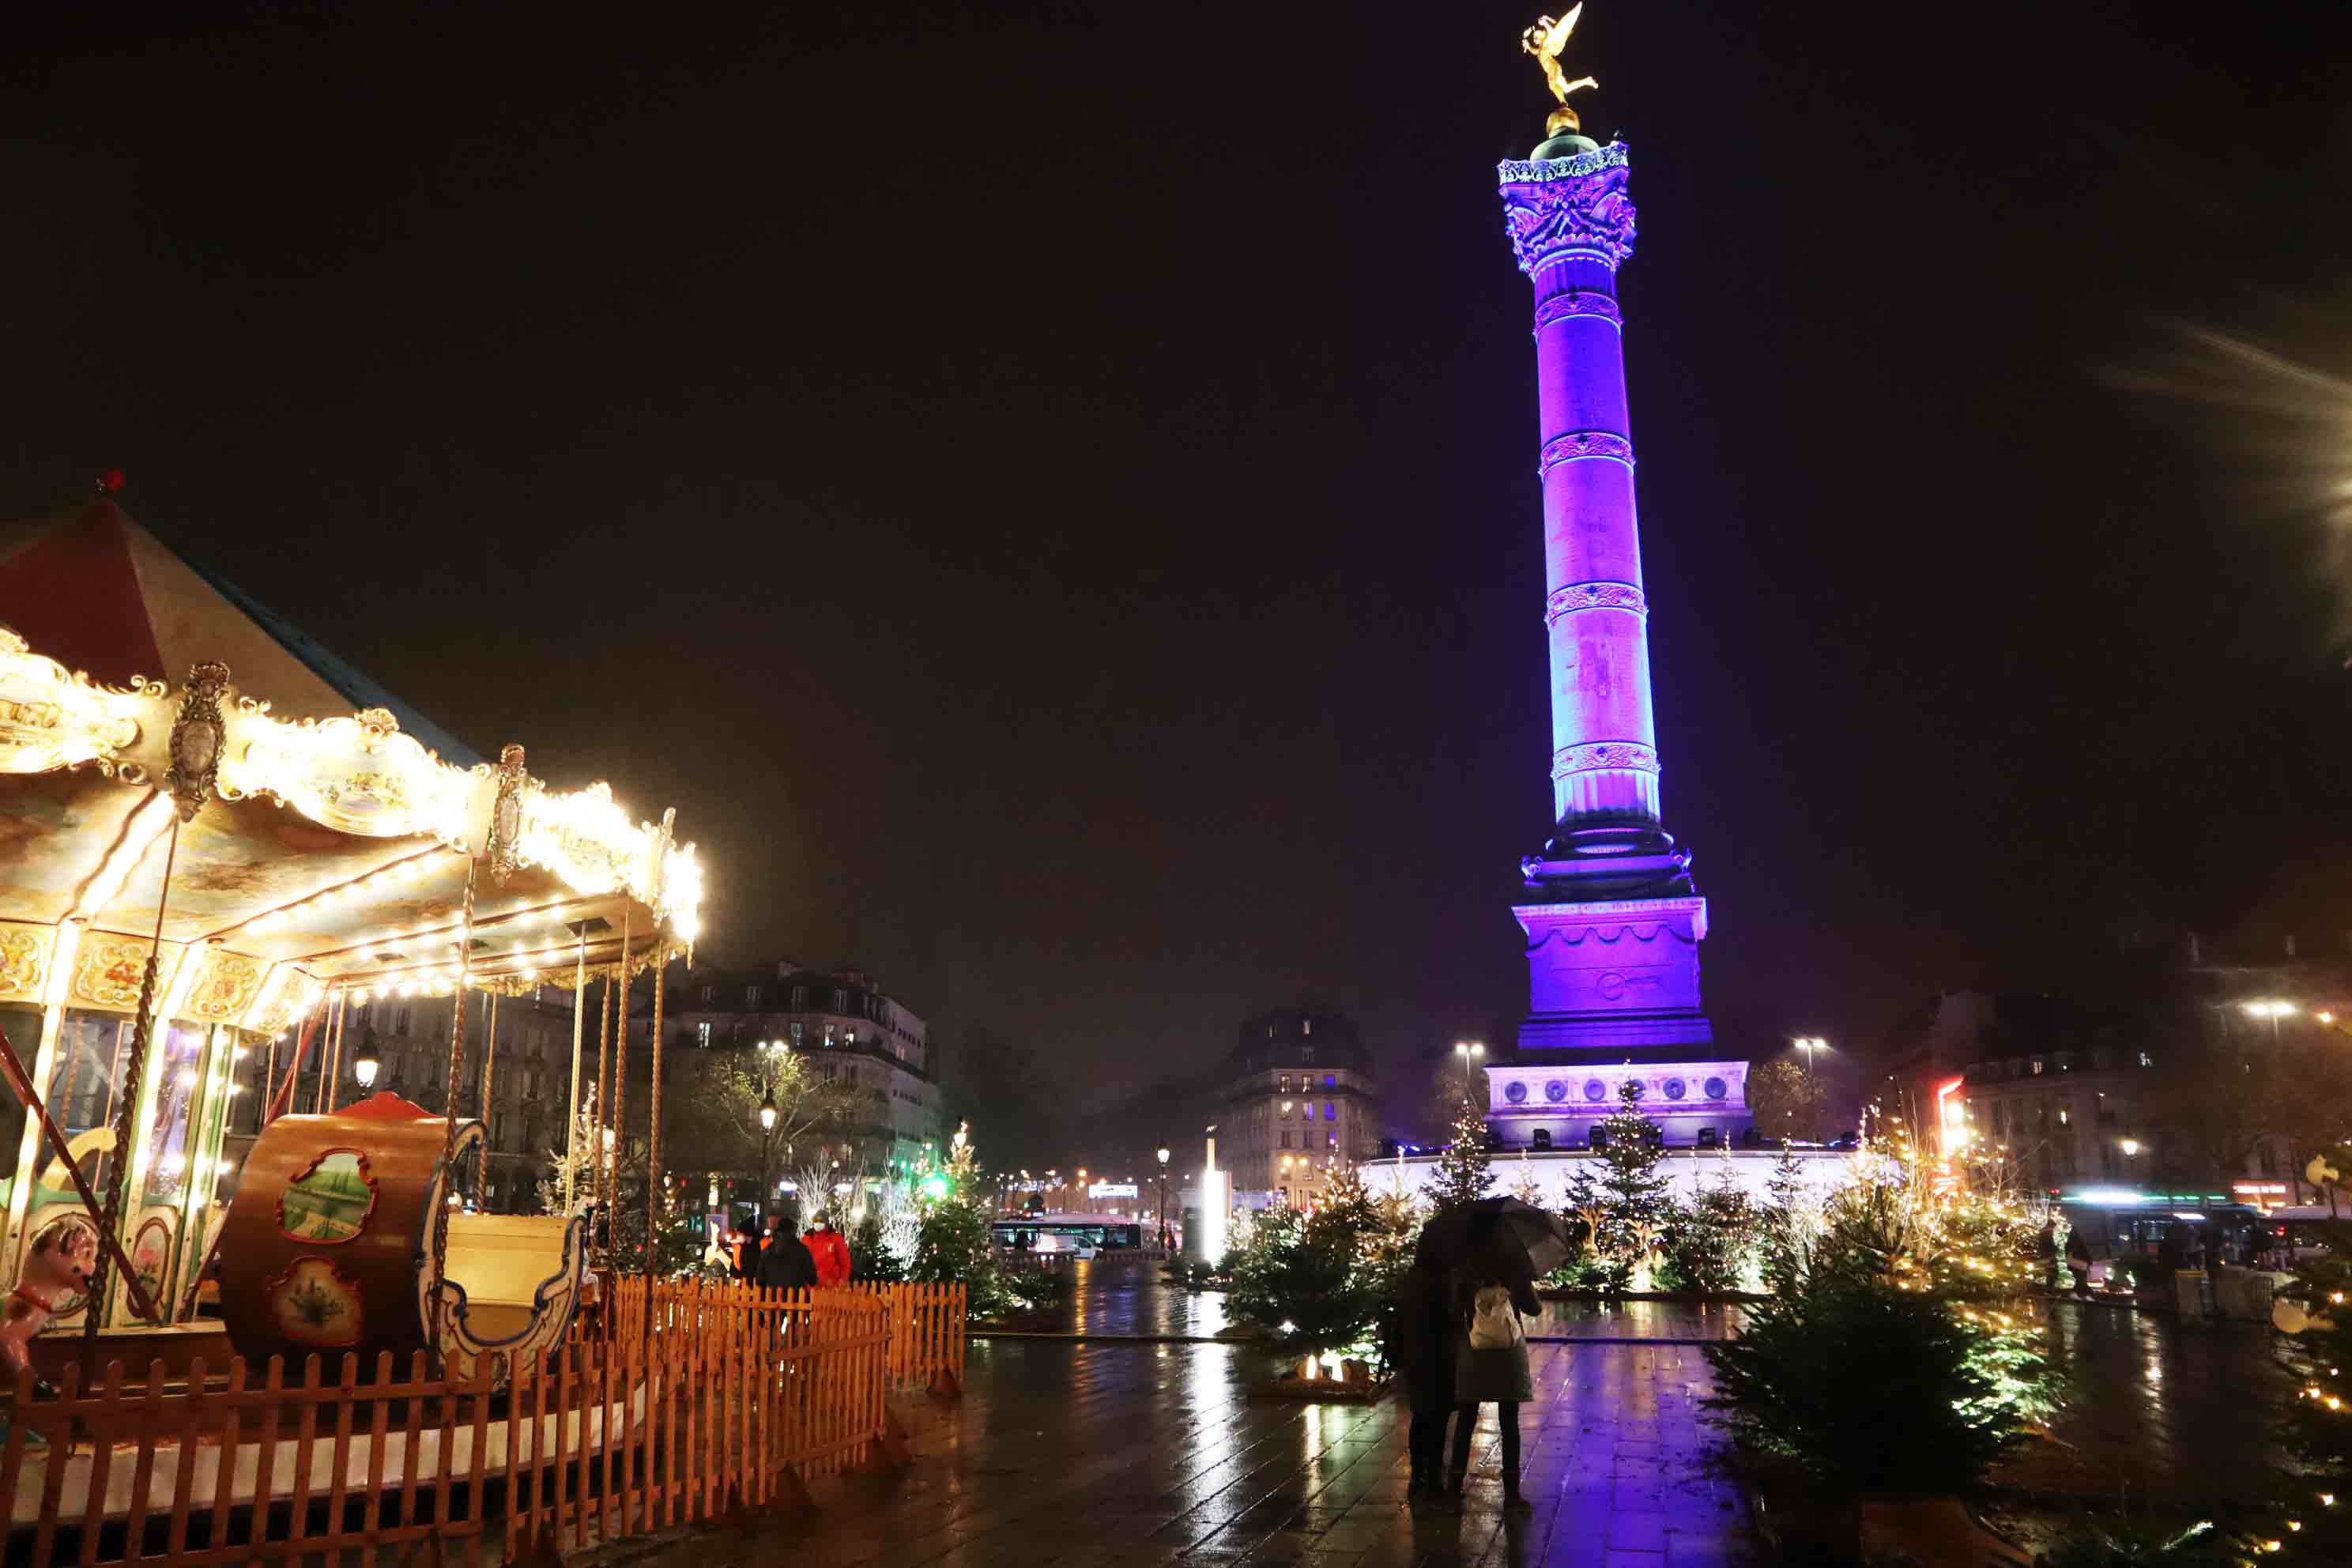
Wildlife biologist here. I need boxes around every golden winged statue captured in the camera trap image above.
[1522,7,1599,135]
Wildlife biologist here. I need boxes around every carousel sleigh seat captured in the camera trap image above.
[217,1093,583,1382]
[434,1208,586,1378]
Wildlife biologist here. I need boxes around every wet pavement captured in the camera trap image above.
[652,1336,1755,1568]
[628,1271,2287,1568]
[2015,1301,2290,1510]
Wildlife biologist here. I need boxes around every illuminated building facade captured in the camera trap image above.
[1217,1007,1382,1204]
[1487,127,1751,1149]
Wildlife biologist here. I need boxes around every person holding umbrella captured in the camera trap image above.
[1385,1255,1457,1506]
[1415,1197,1566,1513]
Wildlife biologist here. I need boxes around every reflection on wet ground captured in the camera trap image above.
[1005,1258,1749,1341]
[638,1266,2288,1568]
[661,1336,1757,1568]
[2019,1299,2288,1510]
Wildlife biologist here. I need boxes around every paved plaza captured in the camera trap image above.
[622,1261,2287,1568]
[645,1334,1753,1568]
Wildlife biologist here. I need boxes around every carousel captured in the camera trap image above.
[0,499,703,1389]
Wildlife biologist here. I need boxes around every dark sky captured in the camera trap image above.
[6,2,2350,1121]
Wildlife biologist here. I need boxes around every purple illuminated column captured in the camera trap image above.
[1498,143,1659,835]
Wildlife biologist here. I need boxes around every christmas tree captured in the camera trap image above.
[1585,1079,1675,1288]
[2271,1241,2352,1561]
[1429,1096,1495,1213]
[1760,1140,1812,1291]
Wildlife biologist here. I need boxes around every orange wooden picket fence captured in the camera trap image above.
[0,1278,965,1566]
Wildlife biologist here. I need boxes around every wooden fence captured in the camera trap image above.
[597,1279,967,1397]
[0,1277,966,1565]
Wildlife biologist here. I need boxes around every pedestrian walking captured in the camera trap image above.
[805,1217,852,1286]
[1449,1215,1540,1514]
[1385,1259,1457,1507]
[756,1214,818,1291]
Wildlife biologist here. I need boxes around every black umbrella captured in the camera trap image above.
[1415,1197,1571,1279]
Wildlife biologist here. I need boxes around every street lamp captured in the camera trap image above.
[350,1033,382,1094]
[2120,1137,2140,1158]
[1453,1040,1485,1100]
[1155,1147,1171,1250]
[755,1087,779,1222]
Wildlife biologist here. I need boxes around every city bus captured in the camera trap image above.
[989,1212,1145,1257]
[2057,1189,2275,1267]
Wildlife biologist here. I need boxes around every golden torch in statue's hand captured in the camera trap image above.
[1522,6,1599,133]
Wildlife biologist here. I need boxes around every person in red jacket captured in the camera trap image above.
[804,1218,852,1287]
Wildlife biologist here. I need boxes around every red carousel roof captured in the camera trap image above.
[0,499,476,763]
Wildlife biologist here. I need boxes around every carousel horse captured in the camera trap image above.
[0,1224,94,1444]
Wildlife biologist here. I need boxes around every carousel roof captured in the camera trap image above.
[0,505,701,1035]
[0,499,476,763]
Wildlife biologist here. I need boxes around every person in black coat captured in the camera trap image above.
[756,1214,819,1291]
[1385,1260,1456,1505]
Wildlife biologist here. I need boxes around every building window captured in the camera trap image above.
[746,986,762,1009]
[1279,1075,1290,1093]
[2139,1052,2154,1068]
[1324,1102,1336,1121]
[1303,1018,1312,1035]
[2030,1058,2045,1076]
[697,1022,711,1049]
[701,986,715,1005]
[1302,1046,1315,1063]
[1280,1100,1291,1118]
[1323,1074,1335,1088]
[1280,1130,1294,1150]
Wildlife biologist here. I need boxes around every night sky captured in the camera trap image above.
[6,3,2350,1124]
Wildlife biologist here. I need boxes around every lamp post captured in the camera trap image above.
[1793,1036,1830,1140]
[756,1085,778,1222]
[1453,1040,1485,1102]
[1155,1146,1171,1251]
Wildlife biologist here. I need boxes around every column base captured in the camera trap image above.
[1512,893,1714,1061]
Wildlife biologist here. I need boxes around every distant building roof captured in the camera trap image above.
[1223,1005,1374,1079]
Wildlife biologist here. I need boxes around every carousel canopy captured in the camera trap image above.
[0,504,700,1035]
[1,499,474,763]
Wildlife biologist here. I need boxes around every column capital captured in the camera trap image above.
[1498,141,1637,274]
[1551,741,1660,781]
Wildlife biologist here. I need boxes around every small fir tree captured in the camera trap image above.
[1507,1150,1545,1208]
[1663,1173,1761,1295]
[2271,1234,2352,1561]
[1760,1141,1812,1291]
[1430,1097,1495,1213]
[1588,1080,1675,1288]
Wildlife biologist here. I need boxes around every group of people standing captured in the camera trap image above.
[717,1213,854,1290]
[1387,1209,1543,1513]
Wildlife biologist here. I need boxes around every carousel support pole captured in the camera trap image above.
[609,909,631,1273]
[263,996,327,1127]
[643,940,667,1298]
[564,929,586,1212]
[475,991,499,1204]
[314,986,344,1114]
[82,817,181,1370]
[261,1029,277,1130]
[594,967,615,1262]
[428,861,478,1357]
